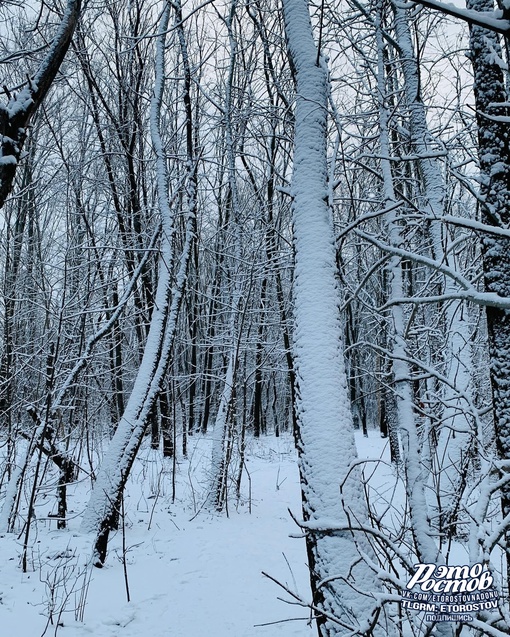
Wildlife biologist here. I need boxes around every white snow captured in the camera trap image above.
[0,155,17,166]
[0,434,317,637]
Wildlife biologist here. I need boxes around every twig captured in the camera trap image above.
[121,495,131,603]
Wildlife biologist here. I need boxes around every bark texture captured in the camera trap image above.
[283,0,390,633]
[466,0,510,591]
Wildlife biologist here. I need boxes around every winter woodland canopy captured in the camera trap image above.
[1,0,510,635]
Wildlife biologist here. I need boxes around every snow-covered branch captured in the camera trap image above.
[0,0,81,208]
[406,0,510,35]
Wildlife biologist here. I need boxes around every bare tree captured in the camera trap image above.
[282,0,393,634]
[0,0,81,208]
[80,0,197,566]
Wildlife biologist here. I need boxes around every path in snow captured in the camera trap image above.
[0,435,317,637]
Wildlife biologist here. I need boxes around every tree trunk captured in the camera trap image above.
[283,1,389,633]
[466,0,510,593]
[0,0,81,208]
[375,13,451,621]
[80,1,195,565]
[392,1,475,540]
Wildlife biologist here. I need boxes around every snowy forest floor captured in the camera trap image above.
[0,431,388,637]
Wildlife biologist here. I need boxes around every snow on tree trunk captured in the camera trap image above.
[283,1,390,634]
[375,12,454,635]
[434,275,475,530]
[0,0,81,208]
[393,3,475,537]
[206,0,246,512]
[80,1,195,566]
[207,347,238,510]
[466,0,510,592]
[0,459,24,532]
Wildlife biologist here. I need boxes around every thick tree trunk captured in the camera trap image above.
[283,1,389,634]
[466,0,510,593]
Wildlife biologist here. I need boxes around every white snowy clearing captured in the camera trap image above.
[0,432,387,637]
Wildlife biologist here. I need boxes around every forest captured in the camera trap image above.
[0,0,510,635]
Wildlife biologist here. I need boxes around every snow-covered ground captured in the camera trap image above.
[2,431,389,637]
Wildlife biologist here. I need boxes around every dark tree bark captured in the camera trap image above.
[465,0,510,593]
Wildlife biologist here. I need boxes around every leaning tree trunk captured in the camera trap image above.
[0,0,81,208]
[374,12,451,621]
[207,0,246,512]
[282,1,390,634]
[80,1,196,566]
